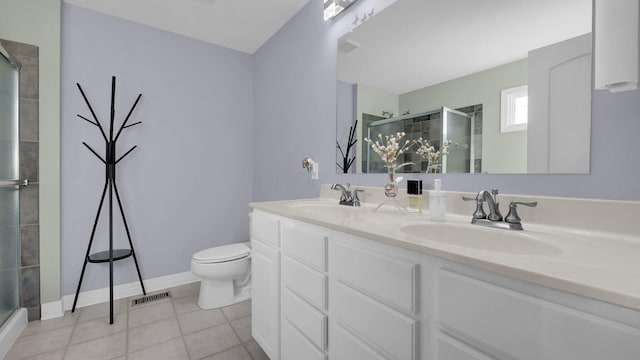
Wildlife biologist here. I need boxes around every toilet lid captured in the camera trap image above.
[193,243,250,263]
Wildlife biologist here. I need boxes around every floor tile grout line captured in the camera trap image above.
[61,309,132,358]
[125,293,130,360]
[243,342,258,360]
[125,294,184,357]
[60,309,80,359]
[227,317,259,360]
[168,289,194,360]
[173,294,201,316]
[125,299,175,331]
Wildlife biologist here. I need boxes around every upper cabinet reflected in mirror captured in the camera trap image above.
[336,0,593,174]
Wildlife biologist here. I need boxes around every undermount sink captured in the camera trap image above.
[287,201,340,209]
[284,201,364,213]
[400,223,562,255]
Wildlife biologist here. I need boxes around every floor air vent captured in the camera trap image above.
[131,291,172,307]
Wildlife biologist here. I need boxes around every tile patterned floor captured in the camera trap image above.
[6,283,269,360]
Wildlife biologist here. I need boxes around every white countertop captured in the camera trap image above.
[250,197,640,312]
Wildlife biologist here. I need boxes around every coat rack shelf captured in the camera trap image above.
[71,76,146,325]
[88,249,133,263]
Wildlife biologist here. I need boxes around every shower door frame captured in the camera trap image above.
[0,44,22,329]
[0,38,40,323]
[441,106,473,174]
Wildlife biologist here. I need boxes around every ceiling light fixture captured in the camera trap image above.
[324,0,358,21]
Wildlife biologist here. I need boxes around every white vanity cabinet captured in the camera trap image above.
[251,210,281,360]
[280,220,329,360]
[250,209,640,360]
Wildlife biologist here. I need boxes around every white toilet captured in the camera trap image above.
[190,242,251,309]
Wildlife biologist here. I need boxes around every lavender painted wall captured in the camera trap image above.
[255,0,640,201]
[252,0,339,202]
[60,4,253,295]
[57,0,640,299]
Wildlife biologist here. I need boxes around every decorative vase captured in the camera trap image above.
[384,162,398,197]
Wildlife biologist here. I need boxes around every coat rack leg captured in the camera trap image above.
[72,181,109,313]
[113,181,146,295]
[108,178,114,325]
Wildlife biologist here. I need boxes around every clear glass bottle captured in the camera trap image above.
[429,179,447,221]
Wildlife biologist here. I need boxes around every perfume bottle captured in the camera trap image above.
[407,179,423,213]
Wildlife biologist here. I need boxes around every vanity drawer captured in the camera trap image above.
[281,319,327,360]
[438,335,496,360]
[282,256,327,310]
[439,270,640,360]
[251,210,280,247]
[281,221,327,271]
[332,323,388,360]
[333,281,418,360]
[333,239,418,314]
[282,288,327,350]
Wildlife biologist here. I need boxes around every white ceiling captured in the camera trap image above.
[63,0,311,54]
[337,0,593,95]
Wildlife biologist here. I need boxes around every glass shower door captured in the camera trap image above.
[442,107,472,173]
[0,48,20,328]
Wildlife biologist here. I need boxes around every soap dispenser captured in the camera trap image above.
[429,179,446,222]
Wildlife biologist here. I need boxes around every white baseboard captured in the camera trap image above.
[40,300,64,321]
[0,308,27,359]
[40,271,199,320]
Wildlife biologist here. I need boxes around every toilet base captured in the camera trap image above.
[197,279,251,309]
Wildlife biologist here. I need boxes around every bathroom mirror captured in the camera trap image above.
[336,0,593,174]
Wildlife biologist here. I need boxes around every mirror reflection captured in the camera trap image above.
[336,0,593,174]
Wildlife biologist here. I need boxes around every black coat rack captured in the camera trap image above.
[71,76,146,324]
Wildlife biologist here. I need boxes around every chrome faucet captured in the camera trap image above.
[463,189,537,230]
[478,189,503,221]
[331,183,363,206]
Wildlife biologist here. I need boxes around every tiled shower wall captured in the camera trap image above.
[363,105,483,174]
[0,39,40,321]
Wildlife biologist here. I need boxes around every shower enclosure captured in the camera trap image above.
[0,46,21,330]
[364,106,473,173]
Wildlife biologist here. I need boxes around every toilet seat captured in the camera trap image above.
[192,243,250,264]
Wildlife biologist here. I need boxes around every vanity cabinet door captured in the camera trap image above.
[438,269,640,360]
[251,235,280,359]
[329,235,421,360]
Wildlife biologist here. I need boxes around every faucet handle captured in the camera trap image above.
[462,195,487,219]
[353,189,364,206]
[505,201,538,224]
[512,201,538,207]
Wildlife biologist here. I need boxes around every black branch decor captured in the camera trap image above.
[337,120,358,173]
